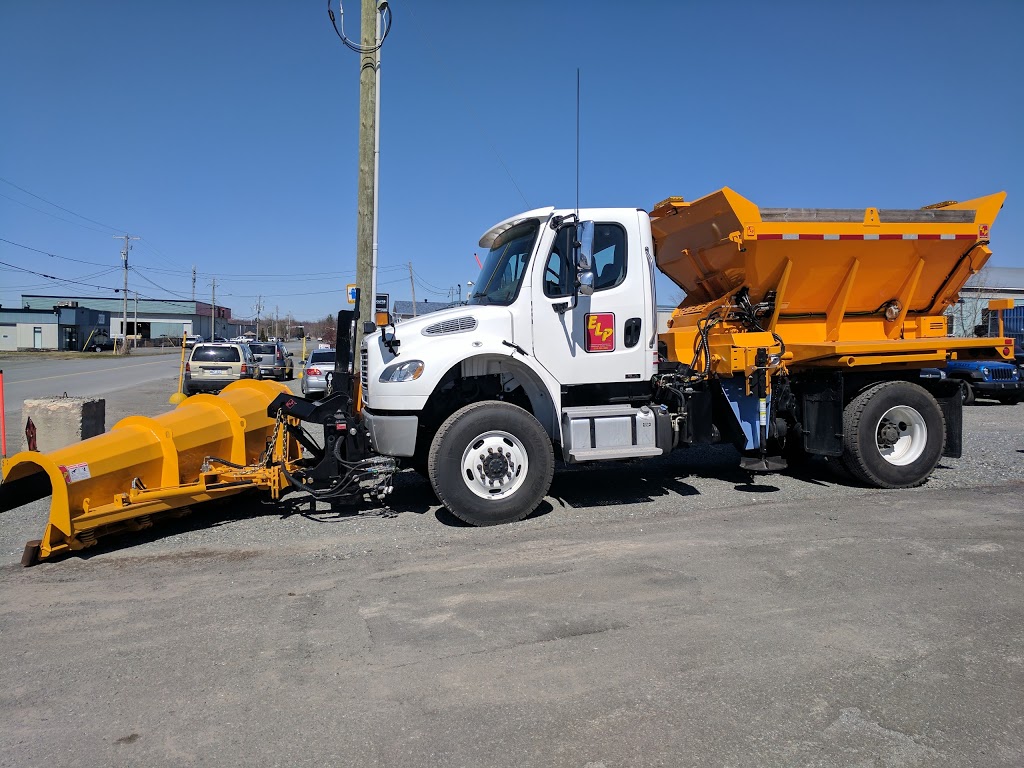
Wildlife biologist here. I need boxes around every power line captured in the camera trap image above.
[327,0,393,53]
[0,191,119,235]
[0,236,118,267]
[0,258,125,292]
[0,176,124,232]
[130,266,193,300]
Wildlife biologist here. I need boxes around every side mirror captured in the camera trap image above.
[578,271,595,296]
[574,221,595,271]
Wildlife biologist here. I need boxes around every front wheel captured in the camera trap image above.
[842,381,944,489]
[428,401,553,526]
[959,379,976,405]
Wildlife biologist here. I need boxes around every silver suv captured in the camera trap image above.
[185,343,261,395]
[248,341,295,381]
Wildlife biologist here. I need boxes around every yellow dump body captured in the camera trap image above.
[651,188,1008,372]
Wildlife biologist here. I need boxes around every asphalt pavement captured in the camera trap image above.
[0,370,1022,767]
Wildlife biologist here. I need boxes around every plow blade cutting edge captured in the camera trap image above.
[0,380,297,565]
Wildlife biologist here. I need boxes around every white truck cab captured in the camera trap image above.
[360,206,661,524]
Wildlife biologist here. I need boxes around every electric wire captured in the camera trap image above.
[0,176,124,232]
[327,0,392,54]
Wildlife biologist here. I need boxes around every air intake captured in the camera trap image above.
[423,316,477,336]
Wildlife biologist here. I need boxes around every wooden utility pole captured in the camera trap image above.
[408,261,417,316]
[115,234,139,354]
[211,278,217,340]
[354,0,380,349]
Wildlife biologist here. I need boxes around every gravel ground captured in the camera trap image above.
[3,374,1023,564]
[1,375,1022,767]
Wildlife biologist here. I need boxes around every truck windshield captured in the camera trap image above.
[468,220,539,306]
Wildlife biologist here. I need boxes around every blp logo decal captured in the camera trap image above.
[586,313,615,352]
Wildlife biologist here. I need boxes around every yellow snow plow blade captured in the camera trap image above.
[1,380,297,565]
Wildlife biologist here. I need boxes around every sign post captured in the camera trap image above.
[374,293,390,326]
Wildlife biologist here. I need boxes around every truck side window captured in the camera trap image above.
[592,223,627,291]
[543,225,575,298]
[543,223,627,297]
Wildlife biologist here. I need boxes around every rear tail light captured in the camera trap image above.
[241,363,248,375]
[306,367,322,376]
[185,362,191,373]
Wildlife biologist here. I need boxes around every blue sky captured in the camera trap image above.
[2,1,1022,321]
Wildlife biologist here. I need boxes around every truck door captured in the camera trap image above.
[530,213,652,388]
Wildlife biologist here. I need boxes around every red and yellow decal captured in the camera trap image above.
[586,313,615,352]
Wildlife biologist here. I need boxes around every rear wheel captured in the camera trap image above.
[841,381,944,489]
[428,401,553,526]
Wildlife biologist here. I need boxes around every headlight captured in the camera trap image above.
[981,366,990,377]
[379,359,424,383]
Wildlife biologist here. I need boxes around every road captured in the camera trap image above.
[0,368,1021,766]
[0,351,181,418]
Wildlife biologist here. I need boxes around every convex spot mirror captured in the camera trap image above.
[574,221,595,271]
[578,271,595,296]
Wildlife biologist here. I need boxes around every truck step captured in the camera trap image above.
[567,446,663,463]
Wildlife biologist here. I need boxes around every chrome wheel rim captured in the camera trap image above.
[460,430,529,500]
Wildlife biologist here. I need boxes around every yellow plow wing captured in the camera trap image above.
[1,380,295,564]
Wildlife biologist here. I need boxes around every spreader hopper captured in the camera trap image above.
[652,188,1007,369]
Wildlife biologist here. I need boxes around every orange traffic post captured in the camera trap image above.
[0,369,7,459]
[169,330,188,405]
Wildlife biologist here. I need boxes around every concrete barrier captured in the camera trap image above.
[22,397,105,453]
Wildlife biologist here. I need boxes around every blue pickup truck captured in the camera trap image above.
[942,359,1022,405]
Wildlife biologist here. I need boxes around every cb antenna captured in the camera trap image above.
[576,68,580,219]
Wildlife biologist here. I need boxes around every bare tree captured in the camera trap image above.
[947,268,996,338]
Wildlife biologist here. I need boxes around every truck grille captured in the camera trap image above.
[360,348,368,402]
[991,367,1015,381]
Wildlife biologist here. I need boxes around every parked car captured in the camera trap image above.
[184,342,260,395]
[300,348,336,398]
[943,359,1022,405]
[86,334,116,352]
[184,334,204,349]
[248,341,294,381]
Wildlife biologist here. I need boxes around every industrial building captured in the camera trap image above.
[0,295,252,351]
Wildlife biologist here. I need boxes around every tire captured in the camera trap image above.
[996,395,1020,405]
[959,380,975,405]
[841,380,944,489]
[428,401,553,526]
